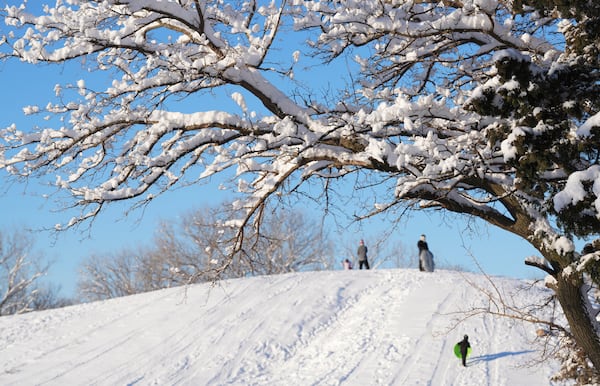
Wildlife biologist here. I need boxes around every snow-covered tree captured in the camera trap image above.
[1,0,599,371]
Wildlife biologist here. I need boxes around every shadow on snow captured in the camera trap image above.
[469,350,535,365]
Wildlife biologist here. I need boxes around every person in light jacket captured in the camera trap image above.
[342,258,353,270]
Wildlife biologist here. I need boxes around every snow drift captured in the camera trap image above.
[0,269,567,385]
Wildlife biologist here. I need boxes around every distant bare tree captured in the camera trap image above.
[77,250,146,302]
[384,241,414,270]
[31,283,73,310]
[151,204,337,283]
[0,230,47,315]
[77,203,335,300]
[238,208,335,275]
[149,205,235,285]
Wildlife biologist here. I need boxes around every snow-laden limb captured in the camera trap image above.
[576,252,600,274]
[0,0,593,263]
[0,0,566,238]
[577,111,600,137]
[554,165,600,216]
[525,255,556,276]
[0,0,595,264]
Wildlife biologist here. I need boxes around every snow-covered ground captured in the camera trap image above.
[0,269,569,385]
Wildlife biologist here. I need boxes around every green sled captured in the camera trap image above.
[453,343,472,358]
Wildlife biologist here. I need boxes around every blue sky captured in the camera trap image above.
[0,27,554,299]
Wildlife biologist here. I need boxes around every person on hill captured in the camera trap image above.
[418,234,435,272]
[417,234,428,271]
[457,335,471,367]
[342,258,353,270]
[357,240,370,270]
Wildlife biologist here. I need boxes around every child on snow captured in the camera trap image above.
[457,335,471,367]
[342,258,353,270]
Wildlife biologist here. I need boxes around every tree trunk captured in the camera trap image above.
[554,272,600,371]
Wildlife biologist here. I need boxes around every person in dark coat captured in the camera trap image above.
[418,234,434,272]
[417,234,428,271]
[457,335,471,367]
[357,239,370,270]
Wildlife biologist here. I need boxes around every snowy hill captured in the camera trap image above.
[0,269,568,385]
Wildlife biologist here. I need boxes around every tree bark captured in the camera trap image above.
[554,272,600,371]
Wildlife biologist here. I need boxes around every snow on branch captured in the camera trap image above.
[0,0,586,244]
[525,255,556,276]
